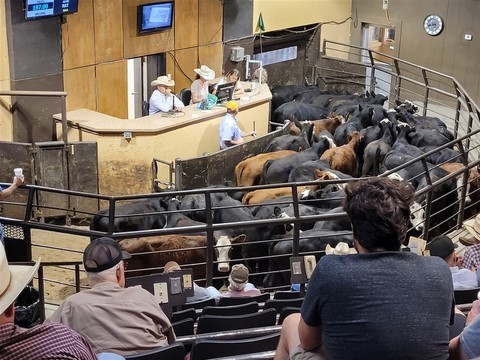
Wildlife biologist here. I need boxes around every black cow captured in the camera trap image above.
[89,197,168,236]
[265,123,313,152]
[262,138,330,184]
[361,119,396,176]
[271,85,319,115]
[333,105,374,145]
[273,102,330,124]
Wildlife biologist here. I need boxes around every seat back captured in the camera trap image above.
[278,306,301,325]
[183,297,216,310]
[172,317,195,336]
[202,301,259,316]
[196,308,277,334]
[172,307,198,323]
[454,288,480,304]
[264,298,304,314]
[189,333,280,360]
[217,293,270,306]
[179,88,192,105]
[273,290,301,299]
[124,342,185,360]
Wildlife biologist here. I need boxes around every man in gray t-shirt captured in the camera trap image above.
[275,177,454,360]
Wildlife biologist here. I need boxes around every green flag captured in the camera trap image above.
[258,13,265,32]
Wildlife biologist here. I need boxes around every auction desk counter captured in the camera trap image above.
[54,83,271,195]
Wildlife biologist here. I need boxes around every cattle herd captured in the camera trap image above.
[89,84,480,290]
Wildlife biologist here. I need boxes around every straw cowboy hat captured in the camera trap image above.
[151,75,175,87]
[194,65,215,81]
[325,242,357,255]
[463,214,480,244]
[0,245,40,314]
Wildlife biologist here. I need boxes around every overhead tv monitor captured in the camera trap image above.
[216,82,235,103]
[138,1,174,35]
[25,0,79,20]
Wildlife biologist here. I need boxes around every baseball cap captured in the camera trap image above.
[230,264,249,283]
[226,100,239,111]
[426,236,458,260]
[83,237,131,273]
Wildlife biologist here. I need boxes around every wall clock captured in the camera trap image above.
[424,14,444,36]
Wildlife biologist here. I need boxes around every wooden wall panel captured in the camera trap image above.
[199,0,223,46]
[199,43,223,80]
[175,0,198,49]
[96,61,128,118]
[62,0,95,70]
[63,66,96,111]
[123,0,175,59]
[94,0,123,63]
[172,48,199,93]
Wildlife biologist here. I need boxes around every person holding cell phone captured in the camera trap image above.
[0,168,24,245]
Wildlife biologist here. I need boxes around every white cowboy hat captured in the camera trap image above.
[464,214,480,242]
[325,242,357,255]
[0,245,40,314]
[194,65,215,81]
[151,75,175,87]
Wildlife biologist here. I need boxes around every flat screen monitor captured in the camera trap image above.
[25,0,79,20]
[216,82,235,103]
[138,1,174,35]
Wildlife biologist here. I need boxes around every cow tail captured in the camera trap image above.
[261,160,273,184]
[373,147,382,176]
[235,162,244,186]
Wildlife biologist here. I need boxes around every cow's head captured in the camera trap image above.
[409,201,425,232]
[273,206,294,233]
[215,235,246,273]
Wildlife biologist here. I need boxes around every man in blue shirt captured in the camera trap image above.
[148,75,185,115]
[219,101,255,150]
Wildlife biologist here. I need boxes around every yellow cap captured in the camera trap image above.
[226,100,239,111]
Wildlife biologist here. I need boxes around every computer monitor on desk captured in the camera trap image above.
[216,82,235,103]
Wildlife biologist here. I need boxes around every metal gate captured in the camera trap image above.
[174,125,291,190]
[0,141,99,221]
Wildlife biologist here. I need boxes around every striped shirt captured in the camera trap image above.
[0,322,97,360]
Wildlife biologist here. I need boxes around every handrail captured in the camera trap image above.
[0,89,69,144]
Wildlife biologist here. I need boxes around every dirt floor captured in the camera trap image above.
[31,226,90,305]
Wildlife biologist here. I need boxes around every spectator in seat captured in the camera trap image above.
[219,264,261,298]
[0,244,97,360]
[426,235,478,290]
[449,299,480,359]
[46,237,175,357]
[462,214,480,273]
[274,177,454,360]
[214,69,244,96]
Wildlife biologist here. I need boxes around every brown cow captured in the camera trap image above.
[235,150,296,186]
[441,162,480,209]
[119,234,246,282]
[320,131,361,176]
[305,115,345,139]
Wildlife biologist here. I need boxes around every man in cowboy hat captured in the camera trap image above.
[461,214,480,272]
[191,65,215,104]
[0,245,97,359]
[219,100,255,150]
[46,237,175,357]
[149,75,184,114]
[275,177,454,360]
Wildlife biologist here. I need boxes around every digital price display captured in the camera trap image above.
[25,0,79,20]
[26,0,55,18]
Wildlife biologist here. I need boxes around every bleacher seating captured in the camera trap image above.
[172,317,195,336]
[217,293,270,306]
[263,298,304,314]
[202,301,259,316]
[454,288,480,304]
[172,307,198,323]
[278,306,301,325]
[196,308,277,334]
[124,342,185,360]
[189,333,280,360]
[273,290,302,299]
